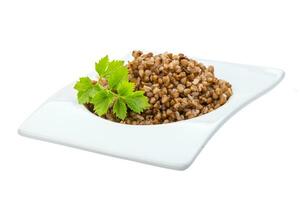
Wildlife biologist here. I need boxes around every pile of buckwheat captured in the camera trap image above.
[100,51,233,125]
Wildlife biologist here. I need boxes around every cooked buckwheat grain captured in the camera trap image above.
[90,51,233,125]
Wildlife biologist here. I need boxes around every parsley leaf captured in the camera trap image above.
[74,77,101,104]
[91,90,114,116]
[75,55,150,120]
[108,65,128,89]
[105,60,125,78]
[95,55,109,78]
[117,81,135,96]
[125,91,150,114]
[113,98,127,120]
[96,56,125,79]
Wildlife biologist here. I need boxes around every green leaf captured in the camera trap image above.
[125,91,150,113]
[96,57,125,79]
[117,81,135,96]
[77,91,90,104]
[95,55,109,77]
[108,66,128,89]
[113,98,127,120]
[74,77,101,104]
[102,60,125,79]
[75,56,150,120]
[91,90,114,116]
[74,77,93,91]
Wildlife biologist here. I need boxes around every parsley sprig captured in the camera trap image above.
[74,56,150,120]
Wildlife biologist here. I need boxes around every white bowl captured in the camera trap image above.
[18,59,284,170]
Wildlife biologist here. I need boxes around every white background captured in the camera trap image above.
[0,0,299,199]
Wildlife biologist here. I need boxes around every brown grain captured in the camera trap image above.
[99,51,233,125]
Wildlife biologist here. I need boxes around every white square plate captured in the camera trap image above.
[18,59,284,170]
